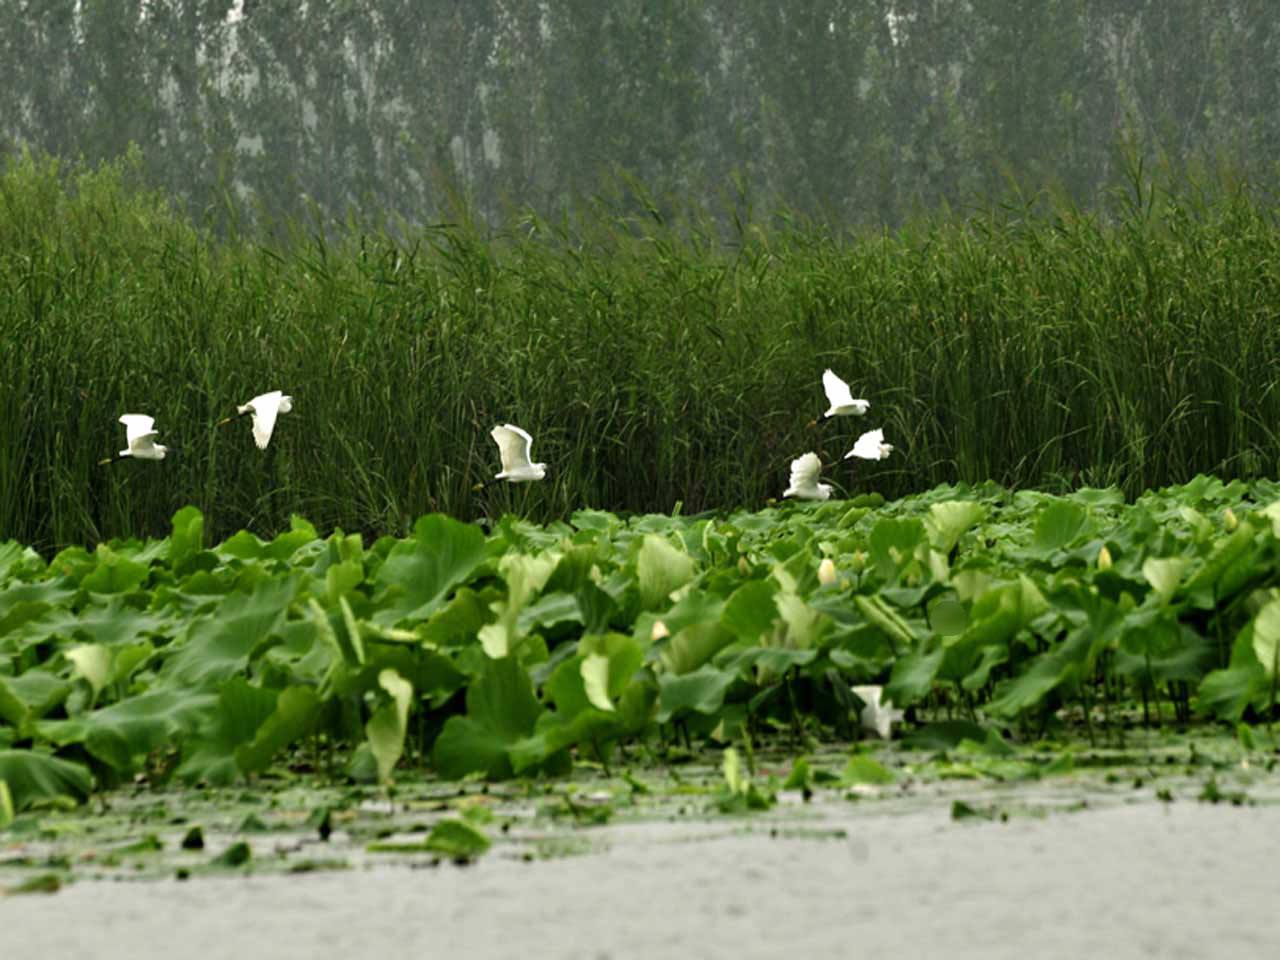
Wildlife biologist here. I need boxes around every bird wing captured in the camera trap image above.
[787,452,822,491]
[492,423,534,471]
[131,433,162,456]
[847,428,885,460]
[244,391,290,449]
[822,369,854,407]
[251,402,279,449]
[119,414,156,447]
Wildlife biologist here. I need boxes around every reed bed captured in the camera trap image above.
[3,151,1279,552]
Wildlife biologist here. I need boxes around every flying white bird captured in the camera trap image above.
[783,452,832,501]
[100,414,168,464]
[822,369,870,418]
[844,428,894,461]
[218,390,293,449]
[851,684,904,740]
[490,423,547,482]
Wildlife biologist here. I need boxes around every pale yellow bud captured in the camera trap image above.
[1224,508,1238,532]
[738,556,750,576]
[1097,545,1113,570]
[817,558,837,586]
[650,620,670,641]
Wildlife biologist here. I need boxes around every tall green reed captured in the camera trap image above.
[3,149,1279,553]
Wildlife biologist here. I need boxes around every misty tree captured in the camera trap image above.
[2,0,1277,230]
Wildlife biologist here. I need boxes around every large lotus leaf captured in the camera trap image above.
[39,688,219,773]
[657,590,725,635]
[508,710,598,775]
[985,652,1076,718]
[417,587,493,648]
[868,517,926,581]
[176,677,280,785]
[1251,597,1280,678]
[162,576,297,688]
[8,599,169,652]
[854,595,916,654]
[926,501,989,554]
[81,547,150,595]
[776,591,824,649]
[884,642,944,706]
[636,535,697,609]
[234,685,320,776]
[431,716,514,780]
[365,669,413,785]
[478,551,560,657]
[168,505,205,573]
[580,654,615,712]
[1182,527,1257,610]
[575,581,617,635]
[432,656,542,780]
[521,657,622,763]
[546,655,594,719]
[1197,665,1268,721]
[956,577,1047,650]
[0,581,77,637]
[718,646,817,682]
[1032,500,1090,553]
[1142,556,1189,601]
[65,644,113,703]
[423,819,491,858]
[0,671,71,732]
[0,541,44,583]
[660,620,734,676]
[516,591,582,635]
[580,633,645,702]
[0,750,92,810]
[373,514,487,625]
[217,516,318,562]
[656,663,736,723]
[721,579,778,644]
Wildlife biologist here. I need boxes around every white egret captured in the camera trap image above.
[844,427,894,461]
[99,414,168,464]
[783,451,832,501]
[851,684,903,740]
[822,369,870,418]
[490,423,546,482]
[218,390,293,449]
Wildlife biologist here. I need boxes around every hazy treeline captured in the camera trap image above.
[3,1,1278,228]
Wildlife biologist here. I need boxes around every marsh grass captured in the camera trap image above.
[3,150,1280,551]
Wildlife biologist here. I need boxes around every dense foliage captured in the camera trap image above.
[3,1,1278,228]
[4,476,1280,816]
[4,153,1280,549]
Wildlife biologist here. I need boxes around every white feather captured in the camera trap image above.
[783,452,832,501]
[117,414,167,460]
[237,390,293,450]
[491,423,547,481]
[844,428,894,461]
[822,369,870,418]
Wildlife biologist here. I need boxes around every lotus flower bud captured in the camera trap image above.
[738,556,750,576]
[651,620,670,641]
[1097,545,1113,570]
[817,558,837,586]
[1224,508,1238,532]
[850,550,867,573]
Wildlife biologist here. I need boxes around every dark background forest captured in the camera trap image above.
[4,1,1277,229]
